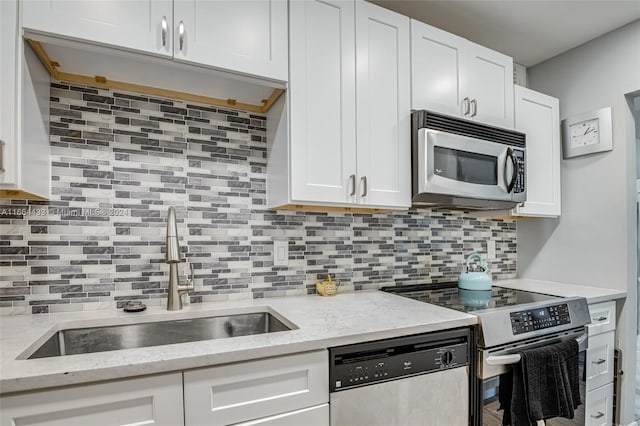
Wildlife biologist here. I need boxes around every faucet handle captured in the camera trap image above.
[184,262,195,292]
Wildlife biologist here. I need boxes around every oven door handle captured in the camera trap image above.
[486,333,588,366]
[486,354,521,365]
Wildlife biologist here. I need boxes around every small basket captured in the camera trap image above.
[315,274,340,296]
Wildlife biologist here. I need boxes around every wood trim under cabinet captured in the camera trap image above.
[26,40,284,114]
[0,189,49,200]
[275,204,395,214]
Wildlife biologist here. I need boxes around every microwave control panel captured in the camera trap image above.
[510,303,570,335]
[513,149,525,194]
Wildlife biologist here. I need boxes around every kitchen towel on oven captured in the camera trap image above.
[501,339,581,425]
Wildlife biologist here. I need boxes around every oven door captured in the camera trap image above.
[417,128,520,201]
[477,328,588,426]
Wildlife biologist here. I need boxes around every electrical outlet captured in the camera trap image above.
[487,240,496,259]
[273,241,288,266]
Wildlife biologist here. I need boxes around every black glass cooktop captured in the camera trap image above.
[381,282,559,313]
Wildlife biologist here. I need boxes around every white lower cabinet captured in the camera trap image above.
[585,331,615,391]
[0,373,184,426]
[585,382,613,426]
[583,300,616,426]
[234,404,329,426]
[184,350,328,426]
[0,351,329,426]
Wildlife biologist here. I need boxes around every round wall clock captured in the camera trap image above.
[561,106,612,159]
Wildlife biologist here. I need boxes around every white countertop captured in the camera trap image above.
[0,291,476,394]
[497,278,626,304]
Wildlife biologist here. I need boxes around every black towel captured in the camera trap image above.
[502,339,582,426]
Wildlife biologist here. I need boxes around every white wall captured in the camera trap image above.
[519,20,640,424]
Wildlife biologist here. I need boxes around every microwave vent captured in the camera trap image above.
[418,111,525,148]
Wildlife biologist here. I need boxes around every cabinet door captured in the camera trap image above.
[173,0,287,81]
[587,301,616,336]
[585,383,614,426]
[355,1,411,209]
[0,0,17,186]
[513,86,561,217]
[289,0,357,205]
[234,404,329,426]
[0,373,184,426]
[464,41,514,128]
[184,351,328,426]
[585,331,615,391]
[21,0,173,57]
[411,19,466,117]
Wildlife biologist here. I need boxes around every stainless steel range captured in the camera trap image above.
[382,283,591,425]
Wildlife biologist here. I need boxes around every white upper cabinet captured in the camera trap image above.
[356,1,411,208]
[1,0,18,187]
[411,22,466,117]
[513,85,561,217]
[173,0,288,81]
[21,0,288,82]
[21,0,174,57]
[464,41,514,128]
[0,0,50,200]
[411,19,514,129]
[289,0,357,205]
[279,0,410,210]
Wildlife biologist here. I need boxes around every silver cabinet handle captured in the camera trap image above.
[349,174,356,196]
[471,99,478,117]
[594,316,608,322]
[178,21,185,51]
[592,358,606,365]
[161,16,168,47]
[361,176,368,197]
[462,97,470,116]
[0,139,5,173]
[590,411,605,419]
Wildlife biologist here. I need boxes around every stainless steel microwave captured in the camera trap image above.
[411,110,526,210]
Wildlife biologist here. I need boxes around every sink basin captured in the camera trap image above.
[28,311,293,359]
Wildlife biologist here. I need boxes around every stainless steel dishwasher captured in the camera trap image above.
[329,328,471,426]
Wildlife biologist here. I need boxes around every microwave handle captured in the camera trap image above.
[504,147,518,193]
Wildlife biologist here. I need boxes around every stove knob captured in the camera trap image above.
[440,350,454,366]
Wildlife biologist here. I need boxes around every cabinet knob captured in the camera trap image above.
[178,21,185,51]
[470,99,478,117]
[161,16,168,47]
[361,176,368,198]
[0,139,5,174]
[462,97,470,116]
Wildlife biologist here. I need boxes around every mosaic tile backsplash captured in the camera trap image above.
[0,83,517,315]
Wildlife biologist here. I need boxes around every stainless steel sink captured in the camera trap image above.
[28,311,293,359]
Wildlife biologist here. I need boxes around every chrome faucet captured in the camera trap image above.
[165,206,194,310]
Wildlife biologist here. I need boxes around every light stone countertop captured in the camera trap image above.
[497,278,627,304]
[0,291,476,395]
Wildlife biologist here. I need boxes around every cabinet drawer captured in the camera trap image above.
[184,350,329,426]
[0,373,184,426]
[587,301,615,336]
[585,331,615,391]
[235,404,329,426]
[585,383,613,426]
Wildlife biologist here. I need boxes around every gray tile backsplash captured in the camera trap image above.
[0,82,517,315]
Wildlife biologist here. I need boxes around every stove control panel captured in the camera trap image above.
[510,303,570,335]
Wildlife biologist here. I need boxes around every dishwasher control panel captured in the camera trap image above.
[329,329,470,392]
